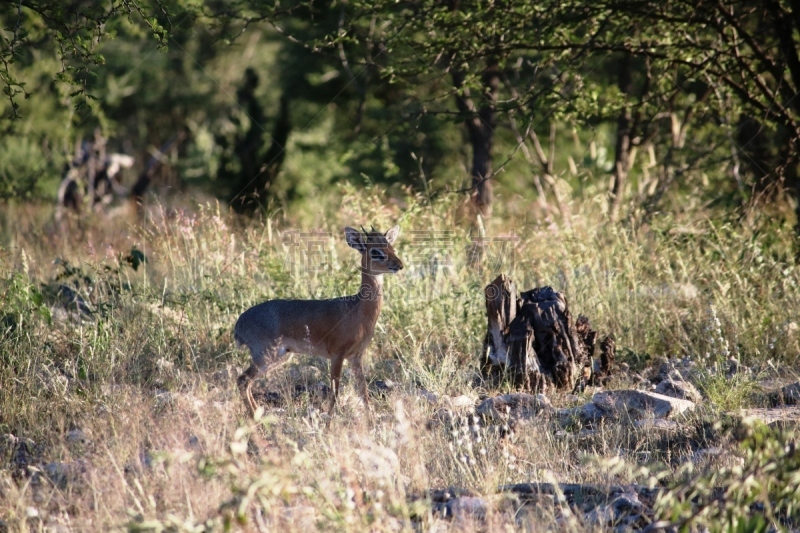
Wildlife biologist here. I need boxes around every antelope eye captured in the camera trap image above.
[370,248,387,260]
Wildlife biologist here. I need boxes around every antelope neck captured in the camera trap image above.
[357,270,384,301]
[358,268,383,314]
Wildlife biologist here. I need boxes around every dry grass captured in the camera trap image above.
[1,187,799,531]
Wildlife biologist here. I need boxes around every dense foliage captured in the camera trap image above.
[1,0,800,227]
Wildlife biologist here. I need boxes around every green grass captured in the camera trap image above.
[0,188,799,531]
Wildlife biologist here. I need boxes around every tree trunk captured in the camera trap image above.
[452,59,498,220]
[609,52,633,221]
[262,93,292,194]
[231,92,292,213]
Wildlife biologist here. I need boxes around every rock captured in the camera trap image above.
[581,402,605,421]
[53,284,93,316]
[447,395,475,409]
[427,409,464,430]
[738,406,800,430]
[442,496,487,521]
[771,382,800,406]
[370,379,395,396]
[584,505,615,527]
[66,429,89,445]
[592,390,696,420]
[655,378,702,403]
[476,393,552,423]
[610,492,644,515]
[417,390,438,405]
[293,381,331,399]
[0,433,18,462]
[563,402,605,423]
[557,402,605,425]
[256,391,284,405]
[43,462,74,488]
[726,357,750,378]
[609,493,650,529]
[501,482,661,512]
[429,486,477,502]
[633,418,680,431]
[634,375,654,390]
[654,357,700,385]
[1,434,41,476]
[154,390,173,410]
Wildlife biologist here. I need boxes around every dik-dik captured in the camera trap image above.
[235,226,403,419]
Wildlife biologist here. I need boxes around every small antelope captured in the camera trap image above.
[235,225,403,420]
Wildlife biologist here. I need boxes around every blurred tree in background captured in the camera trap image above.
[2,0,800,233]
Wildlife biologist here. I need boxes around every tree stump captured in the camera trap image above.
[483,274,516,374]
[482,274,612,393]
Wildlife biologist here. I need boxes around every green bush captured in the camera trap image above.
[0,137,63,200]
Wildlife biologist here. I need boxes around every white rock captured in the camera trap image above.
[447,395,475,409]
[592,389,696,419]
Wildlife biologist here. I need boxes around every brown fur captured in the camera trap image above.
[235,226,403,421]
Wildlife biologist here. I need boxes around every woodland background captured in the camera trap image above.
[2,0,800,232]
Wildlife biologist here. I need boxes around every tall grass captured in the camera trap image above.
[0,187,798,530]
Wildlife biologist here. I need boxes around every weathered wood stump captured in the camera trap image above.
[482,274,614,393]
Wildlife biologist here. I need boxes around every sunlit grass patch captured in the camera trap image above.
[1,190,799,530]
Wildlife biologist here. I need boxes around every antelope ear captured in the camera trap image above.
[344,226,366,251]
[384,225,400,245]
